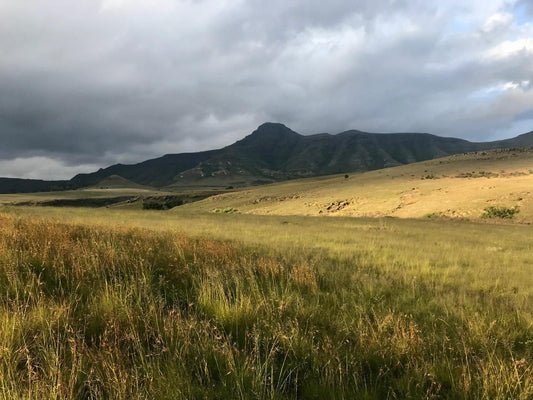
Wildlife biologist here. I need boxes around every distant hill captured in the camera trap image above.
[0,177,73,194]
[1,123,533,193]
[87,174,153,190]
[70,150,221,188]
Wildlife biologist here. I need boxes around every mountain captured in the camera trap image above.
[0,178,73,193]
[71,150,221,188]
[1,123,532,193]
[490,131,533,148]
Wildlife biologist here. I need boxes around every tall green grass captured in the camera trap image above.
[0,211,531,399]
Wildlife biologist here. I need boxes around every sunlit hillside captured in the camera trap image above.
[182,148,533,222]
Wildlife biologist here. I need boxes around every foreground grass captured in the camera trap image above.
[0,209,531,399]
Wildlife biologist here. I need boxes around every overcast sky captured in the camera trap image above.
[1,0,532,179]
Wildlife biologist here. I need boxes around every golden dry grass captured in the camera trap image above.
[0,206,531,399]
[181,148,533,222]
[0,187,169,205]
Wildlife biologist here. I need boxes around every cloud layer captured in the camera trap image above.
[0,0,532,178]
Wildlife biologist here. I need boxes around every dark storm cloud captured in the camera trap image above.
[0,0,532,178]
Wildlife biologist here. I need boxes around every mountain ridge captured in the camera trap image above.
[1,122,532,193]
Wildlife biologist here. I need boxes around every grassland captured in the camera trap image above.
[182,148,533,222]
[0,149,531,398]
[0,188,165,205]
[0,204,531,399]
[0,188,223,211]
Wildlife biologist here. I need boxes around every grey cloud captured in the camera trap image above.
[0,0,532,178]
[514,108,533,121]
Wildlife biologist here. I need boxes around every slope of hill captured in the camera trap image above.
[87,174,154,190]
[1,123,533,194]
[494,130,533,148]
[70,151,221,188]
[181,147,533,222]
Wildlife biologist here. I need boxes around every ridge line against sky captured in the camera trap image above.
[0,0,532,179]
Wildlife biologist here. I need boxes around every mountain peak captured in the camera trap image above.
[241,122,301,141]
[254,122,297,134]
[257,122,288,129]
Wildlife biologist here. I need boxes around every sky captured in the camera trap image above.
[0,0,532,179]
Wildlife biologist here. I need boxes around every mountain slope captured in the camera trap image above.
[149,124,533,188]
[1,123,532,193]
[87,175,153,189]
[0,178,73,194]
[71,150,221,188]
[491,131,533,148]
[181,147,533,222]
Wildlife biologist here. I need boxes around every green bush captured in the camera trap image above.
[142,196,184,210]
[481,205,519,219]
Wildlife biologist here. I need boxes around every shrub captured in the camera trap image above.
[143,196,184,210]
[481,206,519,219]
